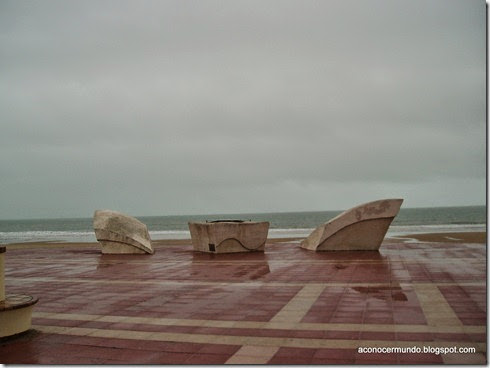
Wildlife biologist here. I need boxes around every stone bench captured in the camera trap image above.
[188,220,269,253]
[0,246,38,338]
[300,199,403,251]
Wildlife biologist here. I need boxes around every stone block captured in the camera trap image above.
[188,220,269,253]
[93,210,153,254]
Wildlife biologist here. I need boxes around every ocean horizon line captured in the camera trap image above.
[0,205,485,244]
[0,204,485,222]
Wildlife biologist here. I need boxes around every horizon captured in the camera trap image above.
[0,203,485,222]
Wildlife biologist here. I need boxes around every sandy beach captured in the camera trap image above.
[392,231,486,244]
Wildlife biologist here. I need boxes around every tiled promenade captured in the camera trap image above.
[0,239,486,364]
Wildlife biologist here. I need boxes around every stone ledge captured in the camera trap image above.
[0,294,39,312]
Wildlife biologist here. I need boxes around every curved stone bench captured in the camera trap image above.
[300,198,403,251]
[188,220,269,253]
[93,210,154,254]
[0,246,38,338]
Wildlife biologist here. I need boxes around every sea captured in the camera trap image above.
[0,206,486,244]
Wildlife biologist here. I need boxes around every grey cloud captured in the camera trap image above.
[0,0,485,219]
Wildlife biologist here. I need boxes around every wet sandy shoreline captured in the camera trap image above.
[392,231,486,244]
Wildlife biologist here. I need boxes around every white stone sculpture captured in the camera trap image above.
[93,210,154,254]
[188,220,269,253]
[300,199,403,251]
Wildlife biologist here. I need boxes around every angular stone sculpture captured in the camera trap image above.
[188,220,269,253]
[0,246,38,338]
[300,199,403,251]
[93,210,154,254]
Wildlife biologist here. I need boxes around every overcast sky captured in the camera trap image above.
[0,0,486,219]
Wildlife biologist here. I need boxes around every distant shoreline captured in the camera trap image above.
[1,206,485,244]
[0,224,486,244]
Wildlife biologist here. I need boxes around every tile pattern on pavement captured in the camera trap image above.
[0,239,486,364]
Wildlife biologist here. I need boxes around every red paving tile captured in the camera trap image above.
[183,353,231,364]
[252,328,297,338]
[432,332,470,342]
[197,343,241,355]
[290,329,325,339]
[31,317,86,327]
[274,346,317,358]
[469,333,487,343]
[395,331,434,341]
[68,335,142,349]
[439,284,487,325]
[1,240,486,364]
[311,357,356,364]
[354,351,402,364]
[324,330,360,340]
[313,347,357,360]
[135,351,193,364]
[70,345,129,360]
[359,331,396,340]
[397,352,444,364]
[268,355,314,364]
[149,341,204,354]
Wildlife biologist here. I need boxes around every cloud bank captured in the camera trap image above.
[0,0,485,218]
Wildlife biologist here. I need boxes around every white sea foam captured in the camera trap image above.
[0,231,96,244]
[262,224,486,239]
[387,224,486,237]
[0,223,485,244]
[149,230,190,240]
